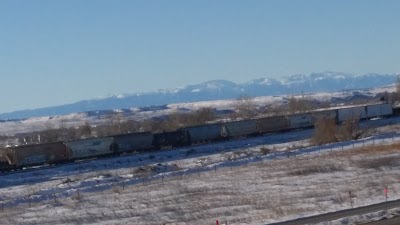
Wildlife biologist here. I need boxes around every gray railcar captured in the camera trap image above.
[366,103,393,118]
[113,132,154,153]
[1,142,67,167]
[66,137,114,159]
[311,110,338,123]
[221,120,258,138]
[184,124,223,143]
[256,116,289,133]
[288,113,313,129]
[338,106,367,122]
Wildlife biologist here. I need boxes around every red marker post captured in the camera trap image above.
[384,186,388,200]
[384,186,389,210]
[216,219,219,225]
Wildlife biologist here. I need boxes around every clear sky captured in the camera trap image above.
[0,0,399,113]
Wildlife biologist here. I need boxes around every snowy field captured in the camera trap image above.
[0,117,400,224]
[0,85,398,224]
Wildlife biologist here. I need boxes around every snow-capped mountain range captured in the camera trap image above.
[0,72,398,120]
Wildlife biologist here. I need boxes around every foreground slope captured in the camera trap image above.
[1,120,400,224]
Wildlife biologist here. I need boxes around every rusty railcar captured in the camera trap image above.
[256,116,290,133]
[1,142,68,167]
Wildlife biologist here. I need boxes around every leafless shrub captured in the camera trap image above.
[287,95,317,114]
[132,166,154,177]
[235,94,257,119]
[259,147,271,155]
[111,185,121,194]
[330,193,348,204]
[71,190,83,202]
[170,163,181,171]
[388,74,400,104]
[302,189,334,200]
[312,115,370,145]
[192,107,216,124]
[311,118,338,145]
[337,115,362,141]
[140,107,216,133]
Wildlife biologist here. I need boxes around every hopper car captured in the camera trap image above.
[0,103,394,171]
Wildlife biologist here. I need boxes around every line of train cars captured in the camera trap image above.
[0,102,394,171]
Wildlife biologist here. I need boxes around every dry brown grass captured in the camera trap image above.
[284,156,345,177]
[323,141,400,158]
[357,156,400,169]
[287,163,345,176]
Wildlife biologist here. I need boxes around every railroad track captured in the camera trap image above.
[267,199,400,225]
[361,215,400,225]
[0,160,84,176]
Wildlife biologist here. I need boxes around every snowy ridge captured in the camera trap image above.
[0,72,398,120]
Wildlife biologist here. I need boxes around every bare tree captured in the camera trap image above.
[388,74,400,103]
[287,95,316,114]
[139,107,216,133]
[396,74,400,94]
[235,94,257,119]
[193,107,215,124]
[119,119,141,134]
[101,112,125,136]
[76,122,92,138]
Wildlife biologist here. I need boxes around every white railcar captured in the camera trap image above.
[66,137,114,159]
[338,106,367,122]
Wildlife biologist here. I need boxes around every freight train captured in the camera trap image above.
[0,103,394,171]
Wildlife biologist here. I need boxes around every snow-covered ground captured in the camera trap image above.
[0,116,400,224]
[0,85,398,224]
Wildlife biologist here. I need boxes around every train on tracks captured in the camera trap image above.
[0,103,394,171]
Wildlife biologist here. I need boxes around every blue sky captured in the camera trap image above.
[0,0,399,113]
